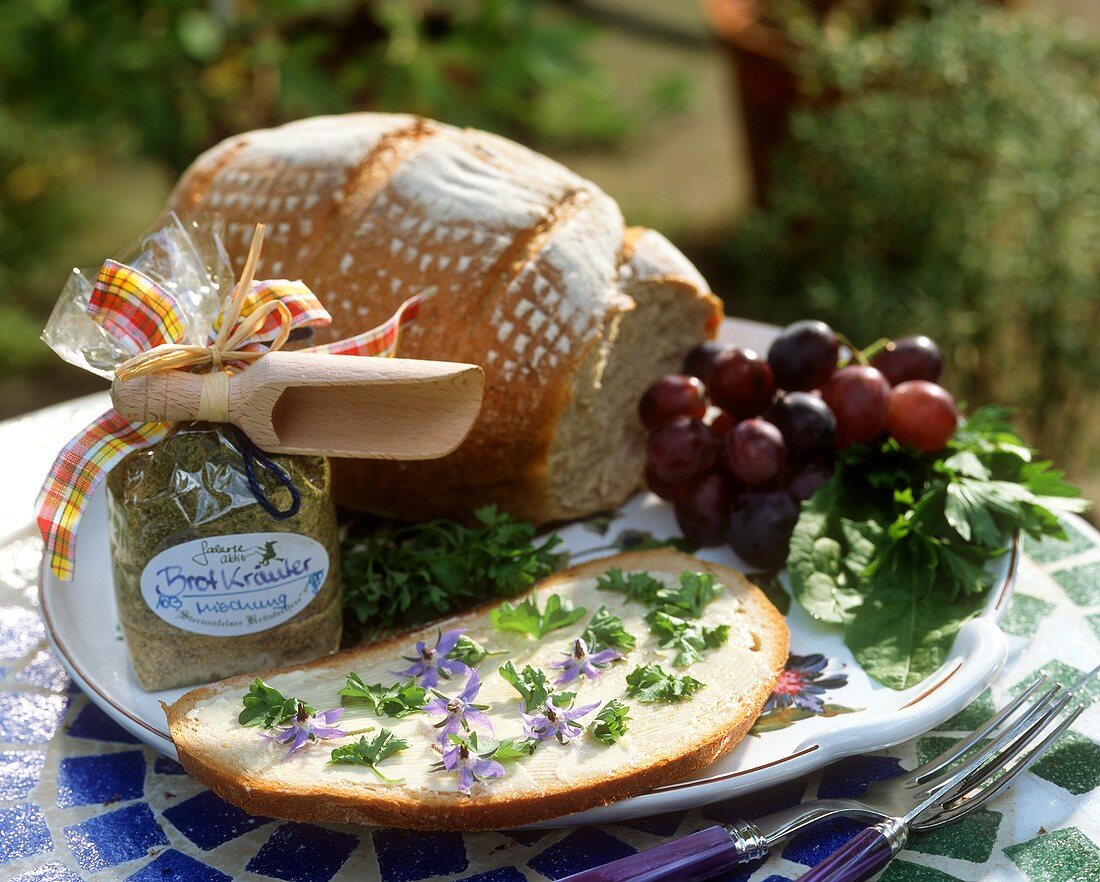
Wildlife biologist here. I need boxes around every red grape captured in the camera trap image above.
[646,416,716,484]
[887,381,958,452]
[709,348,775,420]
[765,392,837,464]
[707,410,736,439]
[675,473,732,547]
[822,365,892,448]
[871,336,944,386]
[788,464,832,502]
[728,490,799,570]
[639,375,707,432]
[722,418,786,486]
[767,320,839,391]
[683,341,734,387]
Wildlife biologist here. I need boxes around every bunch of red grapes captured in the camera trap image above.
[639,321,957,570]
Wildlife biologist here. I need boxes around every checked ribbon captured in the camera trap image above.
[37,224,428,580]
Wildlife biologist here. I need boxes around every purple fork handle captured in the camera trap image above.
[559,824,763,882]
[797,823,902,882]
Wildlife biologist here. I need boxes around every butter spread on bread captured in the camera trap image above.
[167,551,788,830]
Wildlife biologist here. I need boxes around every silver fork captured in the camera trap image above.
[560,666,1097,882]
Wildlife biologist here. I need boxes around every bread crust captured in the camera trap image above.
[166,550,788,830]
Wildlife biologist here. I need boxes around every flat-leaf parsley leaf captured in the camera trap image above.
[338,675,426,717]
[625,663,704,702]
[329,729,408,782]
[491,593,586,639]
[588,700,631,744]
[239,679,311,729]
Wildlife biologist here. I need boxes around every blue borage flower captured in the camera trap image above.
[434,735,506,795]
[395,628,470,688]
[522,696,600,744]
[260,701,346,759]
[764,653,849,715]
[549,637,621,684]
[424,670,494,743]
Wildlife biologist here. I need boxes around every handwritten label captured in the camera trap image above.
[140,532,329,637]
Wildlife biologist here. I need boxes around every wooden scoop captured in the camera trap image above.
[110,351,484,459]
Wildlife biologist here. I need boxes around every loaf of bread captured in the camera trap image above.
[167,114,722,523]
[166,550,788,830]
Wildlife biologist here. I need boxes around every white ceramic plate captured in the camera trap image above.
[39,318,1017,827]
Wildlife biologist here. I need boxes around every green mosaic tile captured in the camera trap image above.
[1011,660,1100,705]
[937,689,994,732]
[916,735,960,767]
[908,809,1002,863]
[1052,562,1100,607]
[1030,731,1100,795]
[1004,827,1100,882]
[1001,593,1056,638]
[880,859,964,882]
[1024,520,1094,564]
[1089,613,1100,642]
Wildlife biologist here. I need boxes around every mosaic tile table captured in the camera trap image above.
[1,396,1098,882]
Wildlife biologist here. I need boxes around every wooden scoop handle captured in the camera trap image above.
[111,370,212,423]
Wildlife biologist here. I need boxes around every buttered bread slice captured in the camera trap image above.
[165,550,788,830]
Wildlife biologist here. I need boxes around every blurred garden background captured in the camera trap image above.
[0,0,1097,503]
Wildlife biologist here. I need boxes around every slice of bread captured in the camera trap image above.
[165,550,788,830]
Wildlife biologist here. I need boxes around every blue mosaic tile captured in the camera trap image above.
[65,701,140,744]
[702,778,808,823]
[373,828,468,881]
[0,606,45,659]
[759,877,794,882]
[154,756,187,775]
[781,817,865,866]
[63,802,169,872]
[621,810,686,836]
[57,749,145,808]
[817,755,905,798]
[0,691,70,744]
[0,803,52,865]
[0,748,46,800]
[528,828,636,880]
[708,859,760,882]
[127,848,232,882]
[15,650,71,692]
[457,870,527,882]
[246,823,359,882]
[11,862,83,882]
[163,788,273,850]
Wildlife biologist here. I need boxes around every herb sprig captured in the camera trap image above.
[625,664,704,702]
[491,594,586,639]
[498,662,572,712]
[329,729,408,782]
[788,405,1089,689]
[588,700,631,744]
[338,675,426,717]
[239,679,311,729]
[582,606,636,653]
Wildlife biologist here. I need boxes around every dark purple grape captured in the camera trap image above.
[765,392,837,464]
[683,341,734,387]
[822,365,891,448]
[871,336,944,386]
[727,490,800,570]
[708,410,736,439]
[709,348,775,420]
[767,320,840,391]
[646,416,716,484]
[645,463,680,501]
[722,418,786,486]
[788,464,832,502]
[674,473,731,547]
[639,375,707,432]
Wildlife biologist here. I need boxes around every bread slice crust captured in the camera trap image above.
[166,549,788,830]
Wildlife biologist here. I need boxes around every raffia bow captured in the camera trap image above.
[37,223,430,580]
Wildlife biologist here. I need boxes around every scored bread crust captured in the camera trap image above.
[166,550,789,831]
[166,114,722,524]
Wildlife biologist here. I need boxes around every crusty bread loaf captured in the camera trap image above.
[166,550,788,830]
[167,114,722,523]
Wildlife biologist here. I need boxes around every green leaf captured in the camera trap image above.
[644,609,729,667]
[338,675,426,717]
[329,729,408,783]
[582,606,636,653]
[488,738,538,761]
[239,679,310,729]
[498,662,555,712]
[588,699,631,745]
[625,664,704,702]
[491,593,586,639]
[447,634,498,667]
[787,495,864,624]
[596,568,666,604]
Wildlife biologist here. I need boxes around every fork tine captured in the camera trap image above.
[909,675,1048,786]
[917,703,1085,830]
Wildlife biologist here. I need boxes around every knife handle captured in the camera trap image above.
[797,818,908,882]
[559,821,769,882]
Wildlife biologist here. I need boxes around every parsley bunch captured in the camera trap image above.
[788,406,1088,689]
[342,506,565,637]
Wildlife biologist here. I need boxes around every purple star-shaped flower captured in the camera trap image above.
[549,637,621,684]
[424,670,494,743]
[522,697,599,744]
[441,741,505,795]
[395,629,469,689]
[261,703,345,759]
